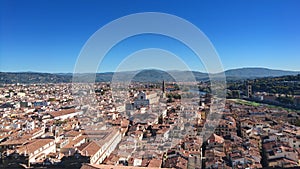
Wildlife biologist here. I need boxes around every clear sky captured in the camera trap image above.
[1,0,300,73]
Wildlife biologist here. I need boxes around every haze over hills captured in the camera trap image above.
[224,67,300,78]
[0,67,299,84]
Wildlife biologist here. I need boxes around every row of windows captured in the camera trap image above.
[92,133,121,164]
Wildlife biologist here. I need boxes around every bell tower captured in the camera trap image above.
[162,80,165,93]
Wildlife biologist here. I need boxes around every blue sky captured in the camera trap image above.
[1,0,300,73]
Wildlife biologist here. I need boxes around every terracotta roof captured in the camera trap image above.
[48,108,76,117]
[208,134,224,144]
[64,135,86,148]
[148,159,162,168]
[0,138,29,146]
[65,130,81,137]
[81,164,172,169]
[17,139,54,154]
[78,141,101,156]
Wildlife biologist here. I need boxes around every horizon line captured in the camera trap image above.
[1,66,300,74]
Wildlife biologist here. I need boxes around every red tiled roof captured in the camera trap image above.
[148,159,162,168]
[48,108,76,117]
[78,141,100,156]
[17,139,54,154]
[81,163,172,169]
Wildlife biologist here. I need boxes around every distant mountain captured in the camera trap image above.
[224,68,300,79]
[75,69,209,83]
[0,72,72,84]
[133,69,175,82]
[0,68,299,84]
[132,69,208,82]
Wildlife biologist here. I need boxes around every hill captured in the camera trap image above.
[225,67,300,78]
[0,68,299,84]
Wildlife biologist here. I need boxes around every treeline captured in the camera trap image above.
[228,74,300,95]
[166,93,181,103]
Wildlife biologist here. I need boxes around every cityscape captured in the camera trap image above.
[1,1,300,169]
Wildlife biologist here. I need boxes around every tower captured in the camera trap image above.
[162,80,165,93]
[246,83,252,98]
[162,80,166,98]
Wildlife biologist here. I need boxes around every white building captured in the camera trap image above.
[17,139,56,163]
[134,92,149,109]
[79,128,122,164]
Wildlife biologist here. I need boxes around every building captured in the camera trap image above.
[294,95,300,107]
[48,108,83,120]
[16,139,56,163]
[78,128,122,165]
[60,130,87,155]
[0,138,29,151]
[215,116,237,137]
[134,92,150,109]
[162,80,166,98]
[81,163,171,169]
[246,84,252,98]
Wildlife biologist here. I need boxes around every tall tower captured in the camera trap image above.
[162,80,166,98]
[162,80,165,93]
[246,84,252,98]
